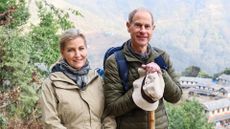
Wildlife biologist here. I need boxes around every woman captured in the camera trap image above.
[40,28,114,129]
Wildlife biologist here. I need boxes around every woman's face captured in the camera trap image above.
[61,37,87,70]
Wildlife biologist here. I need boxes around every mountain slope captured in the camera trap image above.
[47,0,230,74]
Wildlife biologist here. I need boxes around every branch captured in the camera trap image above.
[0,101,13,109]
[0,6,16,26]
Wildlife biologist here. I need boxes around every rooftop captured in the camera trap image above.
[217,74,230,81]
[180,76,215,86]
[202,98,230,111]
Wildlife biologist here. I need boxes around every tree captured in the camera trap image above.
[167,100,214,129]
[181,65,201,77]
[213,67,230,80]
[198,70,212,78]
[0,0,81,128]
[223,67,230,75]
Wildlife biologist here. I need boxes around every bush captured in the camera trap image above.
[167,99,214,129]
[0,0,78,128]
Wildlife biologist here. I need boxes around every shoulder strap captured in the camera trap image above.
[103,46,123,68]
[114,50,129,91]
[154,55,168,71]
[97,68,104,77]
[152,47,168,71]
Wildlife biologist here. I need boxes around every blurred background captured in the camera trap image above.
[0,0,229,128]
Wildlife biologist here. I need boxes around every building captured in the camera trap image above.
[179,76,213,89]
[180,75,230,129]
[189,85,218,97]
[217,87,230,98]
[202,98,230,128]
[216,74,230,85]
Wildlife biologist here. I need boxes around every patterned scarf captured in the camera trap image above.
[51,59,90,89]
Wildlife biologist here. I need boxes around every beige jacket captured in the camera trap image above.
[40,70,114,129]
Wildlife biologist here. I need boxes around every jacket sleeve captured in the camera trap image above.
[103,55,136,117]
[161,52,183,103]
[40,78,67,129]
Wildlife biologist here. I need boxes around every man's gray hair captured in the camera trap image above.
[128,8,154,25]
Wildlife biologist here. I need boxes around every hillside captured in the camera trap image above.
[41,0,230,74]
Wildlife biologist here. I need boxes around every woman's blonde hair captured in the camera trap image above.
[59,28,86,51]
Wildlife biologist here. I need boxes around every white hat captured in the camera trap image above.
[132,71,165,111]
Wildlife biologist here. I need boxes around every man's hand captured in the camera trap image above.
[141,62,161,74]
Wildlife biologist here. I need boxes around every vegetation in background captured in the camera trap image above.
[181,65,201,77]
[0,0,78,128]
[213,67,230,80]
[167,100,214,129]
[181,65,230,80]
[181,65,217,78]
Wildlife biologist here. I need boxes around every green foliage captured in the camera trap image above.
[8,0,29,29]
[213,67,230,79]
[29,11,60,65]
[0,113,7,129]
[0,28,31,90]
[68,8,83,17]
[0,0,15,12]
[0,27,40,122]
[182,66,212,78]
[223,67,230,74]
[198,71,212,78]
[36,0,74,30]
[0,0,29,28]
[167,100,214,129]
[29,1,75,66]
[19,84,39,118]
[182,65,201,77]
[0,0,80,128]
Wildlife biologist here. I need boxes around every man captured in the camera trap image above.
[103,8,182,129]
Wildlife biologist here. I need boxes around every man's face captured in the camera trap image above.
[126,10,154,48]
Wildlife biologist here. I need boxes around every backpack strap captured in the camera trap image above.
[114,50,129,91]
[152,47,168,71]
[103,46,123,68]
[97,68,104,77]
[103,43,129,92]
[154,55,168,71]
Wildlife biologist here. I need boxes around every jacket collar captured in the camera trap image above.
[49,70,99,89]
[123,40,164,63]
